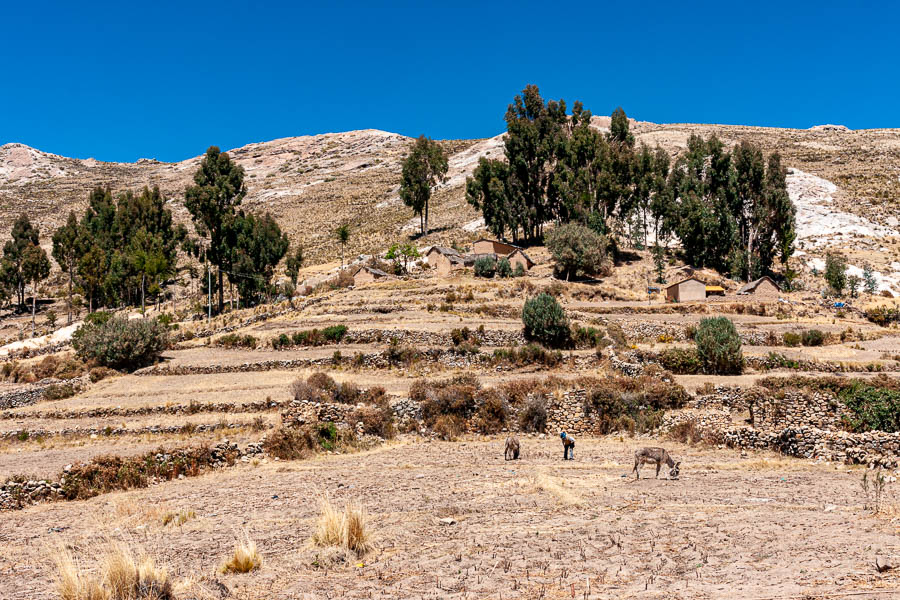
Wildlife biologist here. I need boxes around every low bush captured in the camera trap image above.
[89,366,118,383]
[519,397,548,433]
[350,401,395,438]
[383,339,421,366]
[522,293,571,349]
[496,258,512,278]
[606,323,628,349]
[412,374,479,426]
[583,375,689,435]
[307,372,337,392]
[488,344,562,368]
[657,347,701,375]
[432,414,465,440]
[72,316,169,371]
[32,355,86,380]
[221,537,262,574]
[43,382,77,401]
[217,333,258,349]
[55,543,173,600]
[782,332,801,347]
[474,255,497,278]
[839,381,900,433]
[274,325,350,349]
[801,329,825,347]
[572,326,603,348]
[695,317,743,375]
[472,391,509,433]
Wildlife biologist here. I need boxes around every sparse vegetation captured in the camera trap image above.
[221,536,262,573]
[312,498,375,557]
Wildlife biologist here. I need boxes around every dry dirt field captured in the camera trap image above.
[1,438,899,599]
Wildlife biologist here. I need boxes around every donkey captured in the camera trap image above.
[632,447,680,479]
[504,436,520,460]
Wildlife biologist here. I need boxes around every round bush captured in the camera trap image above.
[72,315,169,371]
[545,222,611,280]
[694,317,743,375]
[474,256,497,278]
[496,258,512,278]
[522,293,570,348]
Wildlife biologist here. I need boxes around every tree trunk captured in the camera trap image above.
[141,274,146,316]
[424,200,429,236]
[67,267,73,325]
[31,282,36,337]
[217,268,224,313]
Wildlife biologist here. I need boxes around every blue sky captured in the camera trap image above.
[1,1,896,162]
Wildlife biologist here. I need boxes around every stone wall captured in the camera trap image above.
[750,390,849,430]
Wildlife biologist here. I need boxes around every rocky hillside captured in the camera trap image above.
[2,121,899,269]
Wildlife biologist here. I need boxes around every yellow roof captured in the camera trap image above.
[705,286,725,292]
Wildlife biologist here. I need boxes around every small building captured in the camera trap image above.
[426,246,470,276]
[472,238,519,256]
[506,248,535,272]
[705,285,726,297]
[353,266,391,286]
[665,277,707,302]
[737,276,781,297]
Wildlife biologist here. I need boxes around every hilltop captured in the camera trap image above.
[2,121,899,269]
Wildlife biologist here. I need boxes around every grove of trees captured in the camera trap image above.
[466,84,797,281]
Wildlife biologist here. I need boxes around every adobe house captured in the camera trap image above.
[472,238,519,256]
[506,248,535,272]
[353,266,391,286]
[737,276,781,297]
[665,277,707,302]
[426,246,469,276]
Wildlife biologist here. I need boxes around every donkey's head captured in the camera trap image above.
[669,461,681,480]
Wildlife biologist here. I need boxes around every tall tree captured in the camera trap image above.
[78,244,107,313]
[285,244,304,286]
[228,211,289,305]
[335,223,350,269]
[51,211,81,324]
[22,243,51,336]
[608,107,635,147]
[2,214,41,308]
[400,135,449,236]
[184,146,246,312]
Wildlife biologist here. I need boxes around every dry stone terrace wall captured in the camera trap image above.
[669,384,900,468]
[0,376,88,409]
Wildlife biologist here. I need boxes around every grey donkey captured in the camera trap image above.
[504,436,520,460]
[632,447,680,479]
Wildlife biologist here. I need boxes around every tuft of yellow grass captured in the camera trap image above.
[54,543,171,600]
[221,535,262,574]
[312,497,375,556]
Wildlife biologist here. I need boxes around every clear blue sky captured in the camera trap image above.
[2,1,896,163]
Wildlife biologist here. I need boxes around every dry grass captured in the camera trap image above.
[530,472,584,506]
[54,543,172,600]
[221,535,262,574]
[311,497,375,556]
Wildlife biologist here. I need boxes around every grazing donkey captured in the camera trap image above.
[504,436,520,460]
[632,447,680,479]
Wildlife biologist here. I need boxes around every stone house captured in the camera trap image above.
[737,276,780,297]
[353,266,391,286]
[665,277,707,302]
[506,248,535,272]
[472,238,519,256]
[426,246,470,276]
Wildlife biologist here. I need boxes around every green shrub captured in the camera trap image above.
[217,333,258,349]
[657,348,701,375]
[43,382,77,401]
[474,256,497,278]
[488,345,562,367]
[522,293,571,348]
[272,333,291,349]
[496,258,512,278]
[322,325,348,342]
[545,222,611,280]
[72,316,169,371]
[782,332,801,347]
[513,263,526,277]
[572,326,603,348]
[839,382,900,433]
[695,317,743,375]
[866,306,900,327]
[84,311,113,327]
[824,253,847,295]
[801,329,825,347]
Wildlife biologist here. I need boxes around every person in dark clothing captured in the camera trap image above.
[560,432,575,460]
